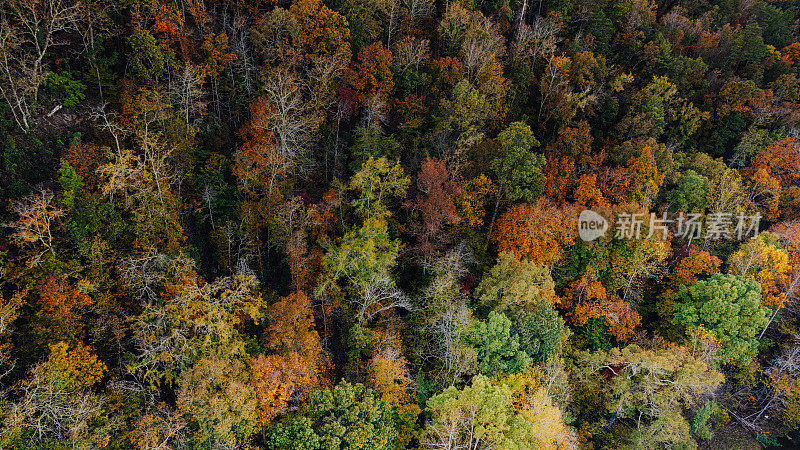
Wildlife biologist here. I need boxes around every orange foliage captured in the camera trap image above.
[490,199,578,265]
[369,345,413,406]
[573,174,609,209]
[265,292,323,364]
[346,42,394,103]
[200,32,236,79]
[748,167,782,221]
[782,42,800,66]
[596,167,632,205]
[560,274,641,341]
[152,1,185,45]
[542,155,576,202]
[746,137,800,188]
[250,352,320,425]
[233,96,285,214]
[37,278,92,340]
[63,143,108,191]
[411,157,461,256]
[626,145,664,208]
[542,122,598,202]
[666,248,722,297]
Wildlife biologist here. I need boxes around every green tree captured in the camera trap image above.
[469,311,531,376]
[475,252,556,312]
[423,374,570,449]
[492,121,545,203]
[349,156,410,220]
[667,169,709,212]
[177,355,258,447]
[508,304,566,363]
[576,344,724,449]
[673,274,769,365]
[268,382,397,450]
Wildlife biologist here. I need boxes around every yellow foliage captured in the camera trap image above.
[46,341,107,389]
[455,174,496,229]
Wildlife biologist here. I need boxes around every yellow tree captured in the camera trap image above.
[729,232,793,308]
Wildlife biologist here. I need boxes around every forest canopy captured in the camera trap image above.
[1,0,800,448]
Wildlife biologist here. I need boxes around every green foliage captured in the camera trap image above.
[673,274,769,365]
[267,416,321,449]
[469,311,531,376]
[492,121,545,202]
[508,303,566,363]
[424,375,513,447]
[667,170,709,212]
[691,400,724,440]
[58,160,83,211]
[126,28,174,83]
[349,127,401,170]
[44,72,86,109]
[349,156,410,220]
[177,355,258,447]
[270,382,397,450]
[475,251,555,313]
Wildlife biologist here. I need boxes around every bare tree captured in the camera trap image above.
[6,363,103,442]
[354,275,413,324]
[169,64,206,131]
[0,0,80,132]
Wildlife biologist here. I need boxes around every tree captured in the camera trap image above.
[250,352,320,426]
[126,28,174,84]
[419,248,479,386]
[498,368,575,449]
[667,170,709,212]
[422,374,571,449]
[176,355,257,447]
[0,0,80,132]
[408,157,461,259]
[729,232,793,308]
[490,199,578,265]
[266,291,324,363]
[573,174,609,208]
[611,230,671,302]
[626,145,664,209]
[268,382,397,450]
[576,344,723,449]
[454,174,496,229]
[673,273,769,365]
[5,188,64,258]
[422,374,515,449]
[36,277,92,342]
[129,274,264,386]
[469,311,531,376]
[492,121,545,203]
[320,215,411,325]
[746,137,800,188]
[561,273,641,342]
[659,248,722,336]
[349,156,410,220]
[508,303,566,363]
[475,252,556,312]
[2,342,106,443]
[345,42,394,108]
[438,3,507,103]
[434,79,492,178]
[290,0,352,59]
